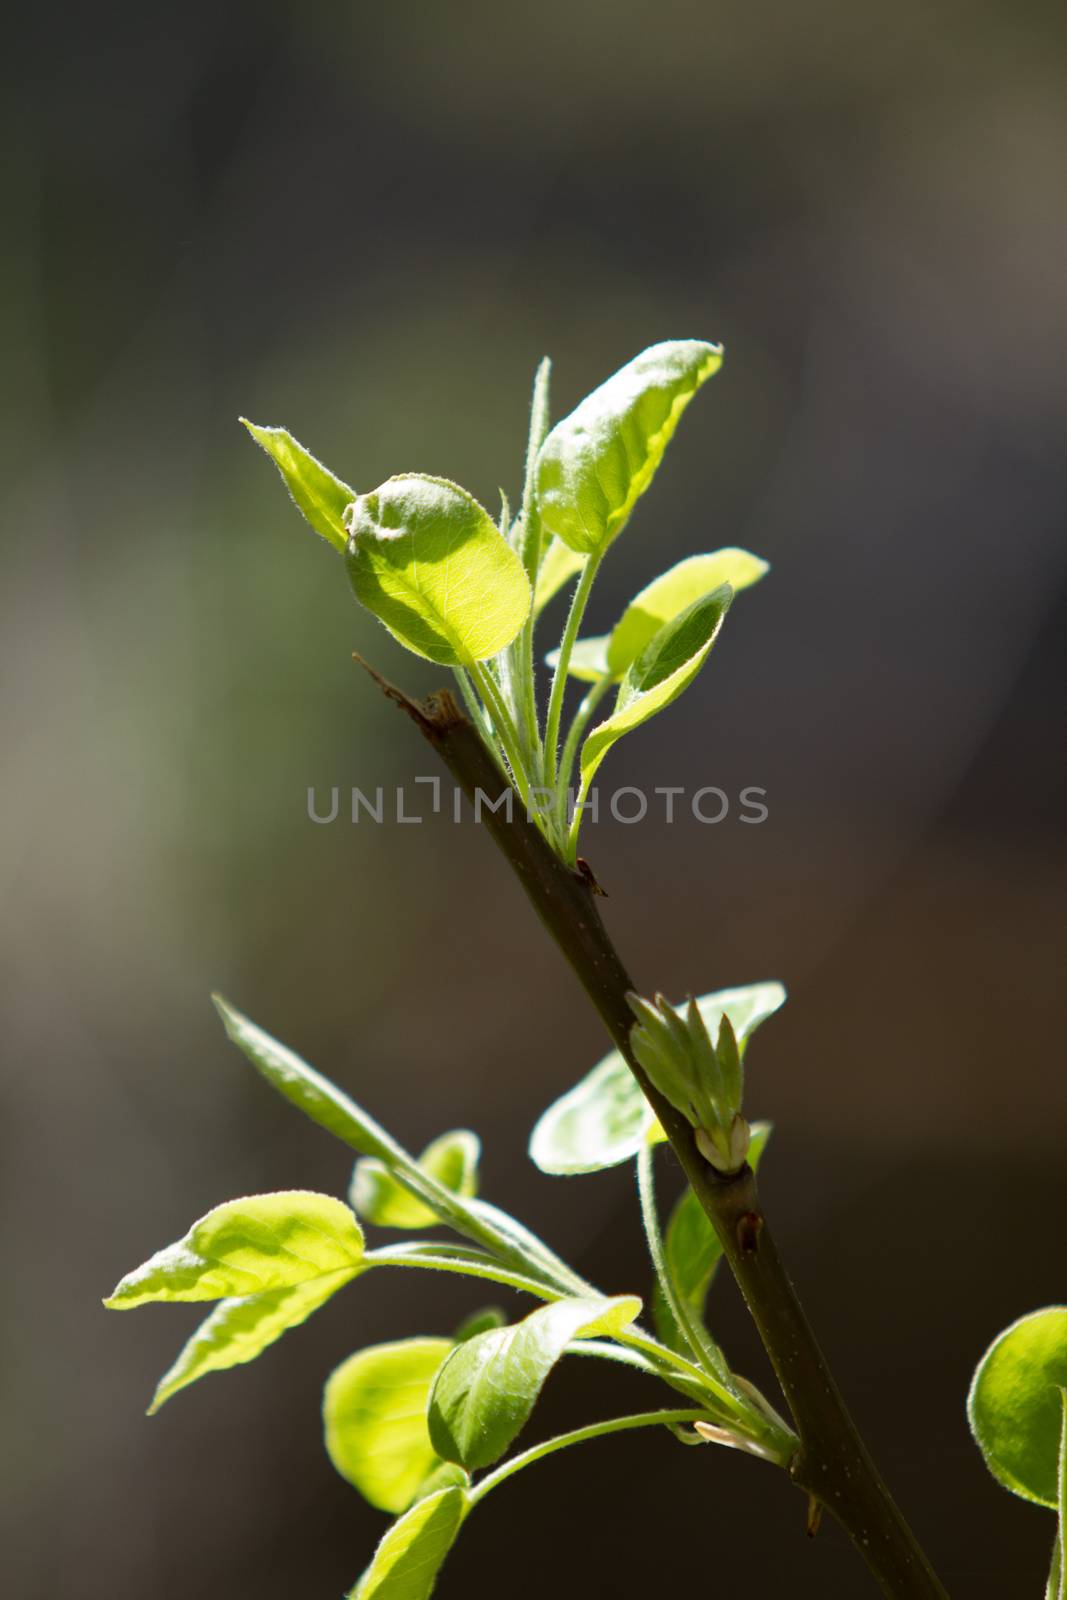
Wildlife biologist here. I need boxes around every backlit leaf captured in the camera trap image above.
[325,1338,454,1513]
[242,420,353,552]
[533,539,586,614]
[105,1192,364,1308]
[529,983,785,1174]
[428,1295,640,1470]
[149,1272,354,1413]
[212,994,400,1165]
[544,635,610,684]
[969,1307,1067,1508]
[607,549,768,676]
[345,474,531,665]
[535,340,722,555]
[349,1486,468,1600]
[351,1131,480,1231]
[578,588,731,791]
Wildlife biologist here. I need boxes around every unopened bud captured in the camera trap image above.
[695,1113,750,1175]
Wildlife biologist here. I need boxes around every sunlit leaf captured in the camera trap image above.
[529,983,785,1174]
[242,420,353,552]
[653,1123,772,1353]
[104,1192,364,1308]
[351,1131,480,1230]
[535,340,722,555]
[345,474,531,665]
[149,1272,354,1412]
[429,1295,640,1470]
[533,538,586,614]
[349,1485,468,1600]
[212,994,400,1165]
[607,550,768,676]
[325,1338,455,1513]
[969,1307,1067,1508]
[579,588,731,791]
[544,634,610,684]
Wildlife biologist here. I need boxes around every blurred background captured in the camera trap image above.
[3,2,1066,1594]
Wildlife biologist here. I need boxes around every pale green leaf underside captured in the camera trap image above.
[653,1123,772,1352]
[242,420,353,552]
[536,339,722,555]
[544,634,610,684]
[345,474,531,665]
[105,1191,364,1308]
[533,538,586,615]
[429,1295,641,1470]
[529,982,786,1174]
[607,549,769,676]
[579,587,731,791]
[212,993,399,1164]
[325,1338,454,1513]
[969,1306,1067,1508]
[351,1131,480,1230]
[149,1271,354,1413]
[350,1485,468,1600]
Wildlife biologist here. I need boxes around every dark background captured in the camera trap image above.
[3,2,1066,1594]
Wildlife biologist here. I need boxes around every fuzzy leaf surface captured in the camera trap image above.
[346,475,531,665]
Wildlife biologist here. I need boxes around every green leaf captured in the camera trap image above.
[349,1485,468,1600]
[428,1295,640,1470]
[242,420,353,552]
[351,1131,480,1230]
[212,994,400,1165]
[535,340,722,556]
[968,1306,1067,1508]
[653,1123,772,1352]
[607,550,769,676]
[148,1272,354,1413]
[325,1338,455,1513]
[453,1307,506,1342]
[345,474,531,665]
[104,1192,365,1308]
[1053,1391,1067,1600]
[529,982,785,1175]
[544,634,610,684]
[533,539,586,615]
[578,588,732,791]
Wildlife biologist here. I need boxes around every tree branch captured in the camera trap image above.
[365,672,950,1600]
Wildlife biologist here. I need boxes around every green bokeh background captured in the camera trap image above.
[3,2,1065,1594]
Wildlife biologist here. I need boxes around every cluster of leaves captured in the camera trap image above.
[106,987,795,1597]
[244,339,768,863]
[108,340,1067,1596]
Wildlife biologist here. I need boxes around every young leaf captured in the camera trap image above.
[351,1131,480,1230]
[535,340,722,556]
[533,538,586,615]
[428,1295,640,1470]
[453,1307,506,1342]
[606,549,769,677]
[345,474,532,665]
[653,1123,772,1353]
[242,421,354,552]
[544,635,610,684]
[104,1192,365,1308]
[324,1338,455,1513]
[212,994,400,1165]
[578,587,732,792]
[529,1051,663,1176]
[149,1272,355,1413]
[529,982,786,1175]
[968,1306,1067,1507]
[349,1485,468,1600]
